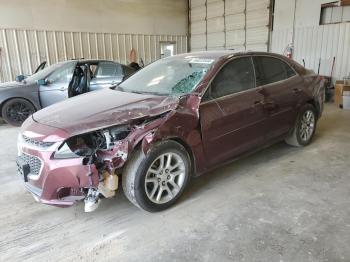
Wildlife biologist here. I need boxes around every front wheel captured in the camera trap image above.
[122,140,191,212]
[285,104,317,147]
[1,98,36,126]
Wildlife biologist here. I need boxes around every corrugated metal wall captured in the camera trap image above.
[0,28,188,83]
[271,23,350,80]
[190,0,271,52]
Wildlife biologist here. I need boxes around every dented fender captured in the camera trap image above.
[95,94,207,175]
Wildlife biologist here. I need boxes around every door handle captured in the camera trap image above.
[250,100,263,113]
[253,100,263,107]
[292,88,302,94]
[262,101,277,111]
[60,87,66,91]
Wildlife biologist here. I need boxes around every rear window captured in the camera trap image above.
[253,56,296,87]
[95,62,122,77]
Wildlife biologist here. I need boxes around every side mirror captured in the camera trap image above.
[15,75,25,82]
[37,79,48,86]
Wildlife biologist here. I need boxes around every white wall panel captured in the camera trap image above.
[0,0,188,36]
[246,0,270,11]
[271,23,350,80]
[191,34,207,49]
[190,0,270,52]
[0,28,187,82]
[247,44,268,51]
[226,30,245,46]
[207,17,225,33]
[207,32,225,48]
[225,0,245,15]
[191,5,207,21]
[246,27,269,45]
[191,0,206,8]
[191,20,207,35]
[207,46,225,50]
[226,14,245,30]
[246,9,270,28]
[207,1,224,19]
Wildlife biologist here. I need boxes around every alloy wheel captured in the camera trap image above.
[6,102,34,124]
[145,152,186,204]
[299,110,315,142]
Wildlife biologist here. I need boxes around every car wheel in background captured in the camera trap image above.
[122,140,191,212]
[285,104,317,147]
[1,98,36,126]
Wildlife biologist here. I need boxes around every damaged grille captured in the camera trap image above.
[20,153,42,177]
[22,135,55,149]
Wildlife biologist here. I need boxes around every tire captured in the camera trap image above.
[122,140,191,212]
[1,98,36,126]
[285,104,317,147]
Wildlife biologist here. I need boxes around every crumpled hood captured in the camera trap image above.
[32,89,179,136]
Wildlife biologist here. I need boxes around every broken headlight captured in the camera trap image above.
[54,135,94,159]
[53,125,131,159]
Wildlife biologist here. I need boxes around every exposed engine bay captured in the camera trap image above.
[57,125,132,212]
[53,114,168,212]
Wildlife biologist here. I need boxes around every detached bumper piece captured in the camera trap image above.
[16,156,30,182]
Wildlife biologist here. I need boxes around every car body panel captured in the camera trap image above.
[0,59,135,118]
[200,88,268,165]
[18,51,325,207]
[89,76,123,91]
[0,81,41,111]
[38,61,77,107]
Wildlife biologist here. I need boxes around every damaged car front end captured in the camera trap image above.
[17,90,183,211]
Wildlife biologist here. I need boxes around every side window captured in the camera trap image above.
[47,62,75,84]
[95,62,122,78]
[253,56,296,86]
[210,57,255,99]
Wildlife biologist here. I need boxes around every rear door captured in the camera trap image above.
[199,56,267,166]
[252,56,303,140]
[39,61,76,107]
[90,62,124,91]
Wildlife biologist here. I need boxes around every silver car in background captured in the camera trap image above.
[0,59,136,126]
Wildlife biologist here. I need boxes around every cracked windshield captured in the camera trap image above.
[118,56,214,96]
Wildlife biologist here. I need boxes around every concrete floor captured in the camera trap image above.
[0,104,349,262]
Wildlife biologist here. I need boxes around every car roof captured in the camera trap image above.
[77,59,118,63]
[175,50,285,61]
[58,59,121,64]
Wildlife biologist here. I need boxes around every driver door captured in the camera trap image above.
[199,56,267,166]
[39,62,76,107]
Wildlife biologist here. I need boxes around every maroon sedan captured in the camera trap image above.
[17,51,324,212]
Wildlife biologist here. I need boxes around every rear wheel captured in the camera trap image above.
[122,140,190,212]
[1,98,36,126]
[285,104,317,147]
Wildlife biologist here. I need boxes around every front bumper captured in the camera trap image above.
[24,182,76,207]
[17,143,99,207]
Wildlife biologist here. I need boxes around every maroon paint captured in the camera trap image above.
[19,51,324,207]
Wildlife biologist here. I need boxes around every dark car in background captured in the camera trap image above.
[0,59,136,126]
[17,51,324,212]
